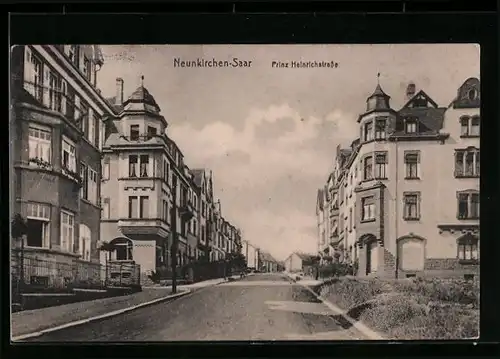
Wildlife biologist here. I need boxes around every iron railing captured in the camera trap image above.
[11,251,141,295]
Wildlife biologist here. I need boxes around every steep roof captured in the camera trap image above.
[260,251,278,263]
[189,169,205,188]
[123,85,161,111]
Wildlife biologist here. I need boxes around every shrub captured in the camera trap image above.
[148,271,161,284]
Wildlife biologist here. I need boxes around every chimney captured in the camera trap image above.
[406,82,416,101]
[116,78,124,105]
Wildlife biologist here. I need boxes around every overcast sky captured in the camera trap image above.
[98,44,479,260]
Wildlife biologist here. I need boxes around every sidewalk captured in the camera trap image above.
[12,276,241,339]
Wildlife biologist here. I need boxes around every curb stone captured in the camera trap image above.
[11,289,192,342]
[285,274,385,340]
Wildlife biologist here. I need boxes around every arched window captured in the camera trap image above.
[111,237,133,261]
[79,224,91,261]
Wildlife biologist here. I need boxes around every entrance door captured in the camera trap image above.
[366,244,372,275]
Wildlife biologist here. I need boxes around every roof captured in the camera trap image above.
[397,107,447,133]
[189,169,205,187]
[123,86,161,111]
[105,97,124,113]
[259,251,278,263]
[368,83,390,99]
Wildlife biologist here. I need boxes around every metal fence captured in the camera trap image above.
[11,251,141,294]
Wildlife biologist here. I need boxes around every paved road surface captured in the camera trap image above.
[26,273,364,341]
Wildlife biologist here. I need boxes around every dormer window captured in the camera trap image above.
[468,88,478,101]
[405,119,417,134]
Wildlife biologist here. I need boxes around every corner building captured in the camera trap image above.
[11,45,112,271]
[100,78,195,282]
[317,78,480,279]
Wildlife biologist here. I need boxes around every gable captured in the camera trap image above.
[402,90,438,109]
[453,77,480,109]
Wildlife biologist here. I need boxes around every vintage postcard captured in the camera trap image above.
[10,44,479,341]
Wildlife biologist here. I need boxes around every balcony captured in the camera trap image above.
[118,218,170,238]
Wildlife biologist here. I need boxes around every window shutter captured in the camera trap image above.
[42,65,51,107]
[23,46,35,96]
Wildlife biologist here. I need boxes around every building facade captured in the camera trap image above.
[100,78,242,281]
[316,77,480,279]
[11,45,112,274]
[242,240,259,269]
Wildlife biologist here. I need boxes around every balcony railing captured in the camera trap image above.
[124,134,163,142]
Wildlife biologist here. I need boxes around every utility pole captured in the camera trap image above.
[170,176,178,294]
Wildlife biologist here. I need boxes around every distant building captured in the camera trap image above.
[242,240,259,269]
[259,251,279,272]
[284,252,317,273]
[316,77,480,279]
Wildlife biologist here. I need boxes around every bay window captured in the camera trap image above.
[28,123,52,165]
[375,118,386,139]
[26,202,51,248]
[139,196,149,218]
[364,121,373,141]
[62,136,76,172]
[128,196,150,219]
[60,210,75,252]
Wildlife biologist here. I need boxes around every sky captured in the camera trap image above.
[97,44,479,261]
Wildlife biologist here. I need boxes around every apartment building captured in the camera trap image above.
[242,240,259,269]
[316,77,480,279]
[190,169,214,260]
[11,45,113,271]
[100,78,196,281]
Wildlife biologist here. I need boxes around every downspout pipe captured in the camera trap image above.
[394,138,399,279]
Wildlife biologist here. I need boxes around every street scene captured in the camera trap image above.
[11,44,479,341]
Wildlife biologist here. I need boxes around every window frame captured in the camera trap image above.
[26,202,51,248]
[60,209,75,253]
[28,123,52,165]
[405,119,418,134]
[457,235,479,262]
[61,136,76,172]
[403,191,421,221]
[363,155,373,181]
[364,121,374,142]
[361,196,376,222]
[404,150,420,179]
[457,190,480,220]
[374,117,387,140]
[455,148,480,178]
[374,151,388,179]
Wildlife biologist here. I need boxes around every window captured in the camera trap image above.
[89,113,97,146]
[26,202,50,248]
[163,200,169,223]
[128,196,138,218]
[455,148,480,177]
[405,120,417,133]
[468,88,478,101]
[62,137,76,172]
[130,125,140,141]
[140,196,149,218]
[163,159,169,181]
[375,118,386,139]
[193,219,198,236]
[80,163,88,199]
[61,210,75,252]
[88,167,98,204]
[48,70,61,111]
[147,126,157,139]
[28,124,52,164]
[374,152,387,179]
[404,151,420,179]
[457,235,479,261]
[102,157,110,180]
[80,100,89,137]
[403,192,420,220]
[31,53,43,102]
[457,191,480,219]
[364,122,373,141]
[113,239,133,261]
[460,116,480,137]
[83,56,91,81]
[68,45,79,66]
[349,208,353,231]
[102,198,110,219]
[129,155,138,177]
[361,196,375,221]
[79,224,91,261]
[140,155,149,177]
[363,156,373,180]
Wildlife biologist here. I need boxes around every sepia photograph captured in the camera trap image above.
[10,44,479,342]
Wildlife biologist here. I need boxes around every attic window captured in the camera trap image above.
[468,89,478,101]
[405,119,418,134]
